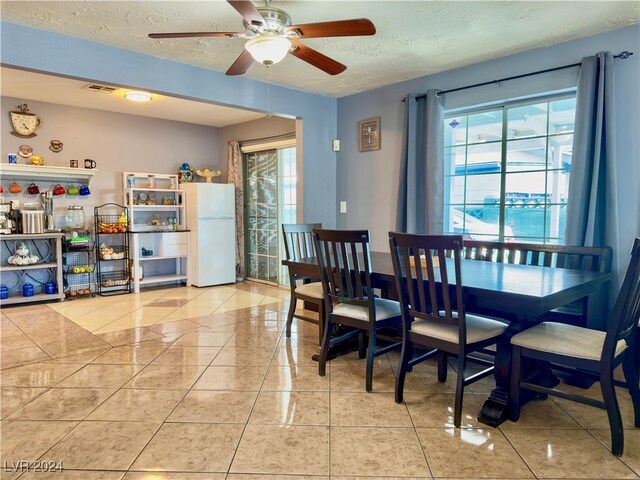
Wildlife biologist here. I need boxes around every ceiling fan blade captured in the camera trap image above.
[149,32,244,39]
[285,18,376,39]
[227,0,266,27]
[226,49,254,76]
[289,40,346,76]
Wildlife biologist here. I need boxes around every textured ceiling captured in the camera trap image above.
[1,1,639,98]
[0,67,265,127]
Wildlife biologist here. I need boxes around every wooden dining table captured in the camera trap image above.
[283,251,611,427]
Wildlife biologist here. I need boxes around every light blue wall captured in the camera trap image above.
[0,21,338,228]
[336,24,640,271]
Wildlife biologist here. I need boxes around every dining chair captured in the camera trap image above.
[388,232,508,427]
[282,223,324,343]
[313,228,402,392]
[509,237,640,456]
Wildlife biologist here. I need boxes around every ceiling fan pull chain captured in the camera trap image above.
[266,67,272,118]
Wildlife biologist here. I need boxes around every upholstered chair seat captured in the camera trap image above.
[294,282,324,298]
[511,322,627,361]
[412,313,507,344]
[332,298,401,322]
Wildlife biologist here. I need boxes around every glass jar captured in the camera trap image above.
[65,206,85,230]
[147,175,156,189]
[127,175,136,188]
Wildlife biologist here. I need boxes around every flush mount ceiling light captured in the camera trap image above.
[124,90,153,102]
[245,33,291,66]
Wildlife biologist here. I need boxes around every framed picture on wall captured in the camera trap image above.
[358,117,381,152]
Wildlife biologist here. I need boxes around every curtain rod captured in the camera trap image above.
[238,132,296,146]
[404,51,633,102]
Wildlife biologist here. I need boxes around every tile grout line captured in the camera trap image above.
[498,423,551,480]
[45,324,186,477]
[17,328,187,471]
[222,314,285,477]
[122,305,265,476]
[398,380,435,479]
[1,315,57,369]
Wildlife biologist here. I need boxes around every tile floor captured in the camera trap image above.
[1,282,639,479]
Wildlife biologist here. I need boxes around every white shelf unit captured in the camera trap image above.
[130,231,190,293]
[122,172,185,233]
[0,233,65,306]
[0,164,97,183]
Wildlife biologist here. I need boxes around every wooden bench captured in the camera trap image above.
[461,240,612,328]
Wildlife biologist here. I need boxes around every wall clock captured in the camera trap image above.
[10,104,43,138]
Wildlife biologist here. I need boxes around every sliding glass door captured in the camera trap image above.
[244,146,296,285]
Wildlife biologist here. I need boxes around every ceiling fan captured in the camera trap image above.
[148,0,376,76]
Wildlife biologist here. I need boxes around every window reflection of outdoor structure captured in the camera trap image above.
[244,146,297,285]
[444,96,576,244]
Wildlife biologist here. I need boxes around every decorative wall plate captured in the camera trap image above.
[49,140,63,152]
[18,145,33,158]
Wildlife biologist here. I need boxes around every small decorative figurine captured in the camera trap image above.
[8,242,39,265]
[178,162,194,183]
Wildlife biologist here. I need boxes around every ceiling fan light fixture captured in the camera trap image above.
[245,34,291,65]
[124,90,153,102]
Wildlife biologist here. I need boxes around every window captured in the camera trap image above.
[278,146,297,284]
[444,95,576,244]
[243,145,296,285]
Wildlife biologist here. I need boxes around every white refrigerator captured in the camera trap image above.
[181,183,236,286]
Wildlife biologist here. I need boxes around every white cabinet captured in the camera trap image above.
[129,231,190,293]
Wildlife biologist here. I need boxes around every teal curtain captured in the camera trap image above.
[565,52,619,328]
[396,90,444,233]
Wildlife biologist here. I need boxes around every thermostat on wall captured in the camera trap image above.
[332,139,341,152]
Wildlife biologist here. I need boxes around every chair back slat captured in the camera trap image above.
[282,223,322,260]
[424,249,440,315]
[604,238,640,364]
[330,240,345,297]
[351,242,364,299]
[413,249,428,314]
[341,241,355,299]
[438,248,454,318]
[389,233,465,338]
[313,229,373,311]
